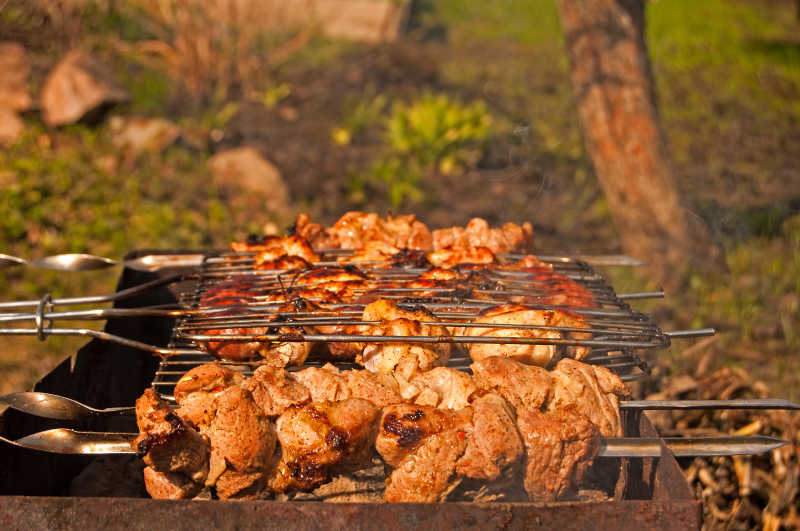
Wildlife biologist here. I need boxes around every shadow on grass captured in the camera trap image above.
[745,38,800,68]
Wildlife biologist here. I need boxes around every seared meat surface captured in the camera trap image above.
[357,299,451,382]
[456,393,523,481]
[293,363,401,407]
[291,212,533,255]
[548,358,629,437]
[470,356,552,411]
[376,404,472,502]
[205,386,277,499]
[461,304,591,366]
[133,389,210,487]
[426,246,496,268]
[270,398,380,492]
[516,407,600,501]
[174,364,244,430]
[243,365,311,418]
[408,367,478,410]
[432,218,534,254]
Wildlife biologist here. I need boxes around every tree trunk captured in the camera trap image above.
[553,0,721,283]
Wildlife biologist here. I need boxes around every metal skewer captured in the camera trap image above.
[4,392,796,423]
[0,252,647,272]
[0,428,786,457]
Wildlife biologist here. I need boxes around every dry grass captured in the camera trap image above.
[127,0,318,104]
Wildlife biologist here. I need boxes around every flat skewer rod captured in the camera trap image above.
[0,429,786,457]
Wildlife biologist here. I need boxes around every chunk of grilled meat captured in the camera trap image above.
[472,357,628,438]
[470,356,552,412]
[242,365,311,418]
[309,211,433,251]
[355,301,451,383]
[174,364,245,430]
[432,218,534,254]
[338,240,401,265]
[133,389,209,486]
[229,234,319,264]
[459,304,591,366]
[516,407,600,502]
[292,363,401,407]
[408,367,478,410]
[376,404,472,502]
[197,299,316,366]
[142,467,203,500]
[456,393,523,481]
[426,246,496,268]
[255,255,311,271]
[292,213,329,248]
[270,399,380,492]
[548,358,629,437]
[205,386,277,499]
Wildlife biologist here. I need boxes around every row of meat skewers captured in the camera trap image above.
[137,213,643,502]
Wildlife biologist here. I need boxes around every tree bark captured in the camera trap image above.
[554,0,721,282]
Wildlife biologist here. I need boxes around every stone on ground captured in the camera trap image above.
[41,49,129,126]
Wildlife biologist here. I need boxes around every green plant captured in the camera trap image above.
[347,93,493,207]
[385,93,492,175]
[332,93,387,146]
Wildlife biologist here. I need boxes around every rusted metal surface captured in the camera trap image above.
[0,497,700,530]
[0,250,701,529]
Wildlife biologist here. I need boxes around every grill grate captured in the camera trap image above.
[151,251,667,397]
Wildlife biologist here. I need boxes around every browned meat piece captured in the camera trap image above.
[243,365,311,418]
[295,266,369,284]
[230,234,318,263]
[197,316,270,363]
[470,356,551,411]
[133,389,209,486]
[339,240,401,265]
[198,299,317,366]
[292,363,401,407]
[376,404,472,502]
[344,368,402,407]
[375,404,472,467]
[174,364,244,430]
[548,358,630,437]
[205,386,276,499]
[460,304,591,366]
[313,211,433,251]
[516,407,600,501]
[426,246,496,268]
[417,267,466,281]
[456,393,523,481]
[198,275,260,307]
[255,255,311,271]
[292,213,331,248]
[357,300,452,383]
[142,467,203,500]
[229,234,280,252]
[270,398,380,492]
[291,365,343,403]
[432,218,533,254]
[382,213,433,250]
[408,367,478,410]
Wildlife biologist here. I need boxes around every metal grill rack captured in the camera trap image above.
[151,250,670,397]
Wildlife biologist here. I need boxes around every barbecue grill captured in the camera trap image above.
[0,247,794,529]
